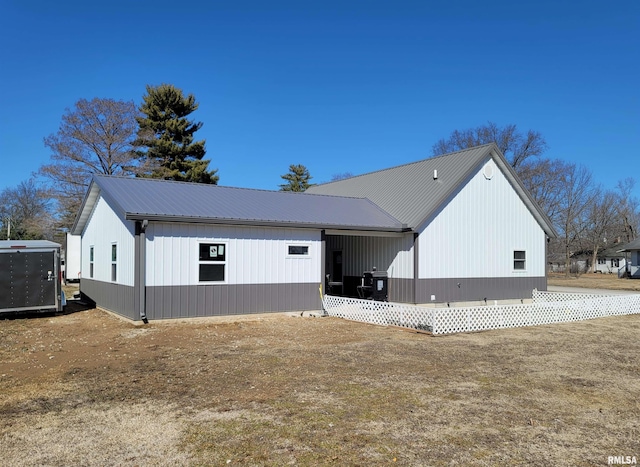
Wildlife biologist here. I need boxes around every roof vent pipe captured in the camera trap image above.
[433,169,438,180]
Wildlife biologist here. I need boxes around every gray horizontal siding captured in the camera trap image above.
[145,282,321,320]
[81,278,137,320]
[415,276,547,304]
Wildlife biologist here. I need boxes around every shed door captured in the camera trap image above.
[0,251,57,311]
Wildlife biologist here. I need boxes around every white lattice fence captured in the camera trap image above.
[532,289,616,303]
[321,295,434,332]
[322,291,640,335]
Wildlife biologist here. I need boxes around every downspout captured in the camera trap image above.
[320,230,326,314]
[135,220,149,324]
[545,235,549,290]
[413,232,419,304]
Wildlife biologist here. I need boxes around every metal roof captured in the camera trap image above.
[72,175,407,234]
[307,143,557,237]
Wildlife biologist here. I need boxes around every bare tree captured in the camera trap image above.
[0,179,55,240]
[615,178,639,243]
[553,163,599,276]
[331,172,356,182]
[432,122,548,170]
[517,158,569,226]
[39,98,140,228]
[583,188,619,272]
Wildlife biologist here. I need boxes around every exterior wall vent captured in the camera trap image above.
[483,163,494,180]
[433,169,438,180]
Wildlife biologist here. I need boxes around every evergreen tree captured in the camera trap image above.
[279,164,313,192]
[135,84,218,183]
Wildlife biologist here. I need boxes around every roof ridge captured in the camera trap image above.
[312,143,496,187]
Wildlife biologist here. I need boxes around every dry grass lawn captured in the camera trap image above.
[1,296,639,466]
[548,272,640,291]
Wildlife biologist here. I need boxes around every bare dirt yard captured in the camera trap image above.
[1,283,639,466]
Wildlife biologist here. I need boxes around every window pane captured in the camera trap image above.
[111,263,117,281]
[199,264,225,281]
[514,251,526,260]
[288,245,309,255]
[514,260,525,270]
[89,247,94,261]
[111,244,117,262]
[199,243,226,261]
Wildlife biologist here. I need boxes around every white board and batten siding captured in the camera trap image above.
[418,159,546,279]
[145,222,322,287]
[81,196,136,286]
[326,233,414,279]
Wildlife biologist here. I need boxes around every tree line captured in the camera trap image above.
[1,94,637,278]
[0,83,315,241]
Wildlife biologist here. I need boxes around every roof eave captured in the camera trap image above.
[490,149,558,238]
[70,179,101,235]
[124,213,410,233]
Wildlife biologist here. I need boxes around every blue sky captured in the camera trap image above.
[0,0,638,198]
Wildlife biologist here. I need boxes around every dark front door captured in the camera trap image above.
[332,250,343,282]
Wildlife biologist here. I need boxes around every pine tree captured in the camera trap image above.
[279,164,313,192]
[135,84,218,183]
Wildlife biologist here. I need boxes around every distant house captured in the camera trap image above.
[617,239,640,278]
[594,246,626,275]
[72,143,556,321]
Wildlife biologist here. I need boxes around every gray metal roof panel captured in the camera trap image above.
[307,143,557,237]
[307,144,494,230]
[73,175,406,233]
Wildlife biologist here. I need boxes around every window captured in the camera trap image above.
[111,243,117,282]
[89,246,94,278]
[612,258,620,268]
[288,245,309,256]
[513,250,526,270]
[598,258,607,265]
[199,243,227,282]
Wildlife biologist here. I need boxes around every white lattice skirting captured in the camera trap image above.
[321,289,640,335]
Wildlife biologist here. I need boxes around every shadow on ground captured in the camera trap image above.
[0,299,94,321]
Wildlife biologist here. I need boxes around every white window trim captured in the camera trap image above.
[286,242,312,259]
[111,243,117,282]
[89,245,94,279]
[513,249,526,272]
[198,241,228,284]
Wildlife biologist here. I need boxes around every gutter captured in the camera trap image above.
[125,214,409,234]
